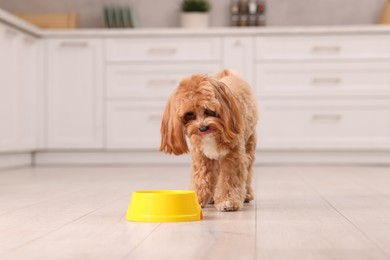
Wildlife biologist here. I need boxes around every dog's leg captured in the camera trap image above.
[244,133,256,203]
[213,148,247,212]
[191,152,218,208]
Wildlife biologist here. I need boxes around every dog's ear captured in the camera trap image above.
[210,78,243,143]
[159,96,189,155]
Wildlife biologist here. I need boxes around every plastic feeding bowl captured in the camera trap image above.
[126,190,203,222]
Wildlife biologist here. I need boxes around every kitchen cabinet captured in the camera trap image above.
[46,39,103,149]
[105,63,219,149]
[3,5,390,165]
[105,37,221,150]
[0,22,39,152]
[256,34,390,150]
[18,30,40,151]
[255,35,390,60]
[260,99,390,149]
[106,37,221,62]
[106,100,165,149]
[45,32,390,160]
[222,37,254,87]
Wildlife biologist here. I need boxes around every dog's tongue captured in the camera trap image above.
[199,129,215,136]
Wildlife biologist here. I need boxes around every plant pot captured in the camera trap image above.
[181,12,209,28]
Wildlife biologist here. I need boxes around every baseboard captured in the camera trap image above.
[257,150,390,165]
[0,152,33,170]
[34,150,192,166]
[33,150,390,166]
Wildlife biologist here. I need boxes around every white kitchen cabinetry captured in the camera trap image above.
[260,99,390,149]
[105,37,222,150]
[106,100,165,149]
[256,62,390,97]
[18,31,40,151]
[256,35,390,60]
[256,35,390,150]
[3,6,390,165]
[46,39,103,149]
[0,22,39,152]
[105,63,220,149]
[106,37,221,62]
[222,37,254,87]
[106,63,220,99]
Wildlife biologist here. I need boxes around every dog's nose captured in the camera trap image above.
[199,125,209,132]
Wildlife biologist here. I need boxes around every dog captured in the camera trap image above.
[160,69,258,212]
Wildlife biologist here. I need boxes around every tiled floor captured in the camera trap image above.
[0,165,390,260]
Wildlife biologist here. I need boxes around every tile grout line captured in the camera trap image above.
[0,186,92,217]
[1,172,187,258]
[122,223,162,259]
[318,192,389,258]
[298,172,390,259]
[1,194,129,258]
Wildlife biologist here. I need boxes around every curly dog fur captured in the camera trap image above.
[160,69,258,211]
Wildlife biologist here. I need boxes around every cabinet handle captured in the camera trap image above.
[311,77,341,85]
[311,46,341,53]
[312,114,342,121]
[148,48,177,54]
[60,42,89,47]
[148,79,177,86]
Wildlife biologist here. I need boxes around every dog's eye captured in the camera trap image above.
[204,109,217,117]
[184,112,196,122]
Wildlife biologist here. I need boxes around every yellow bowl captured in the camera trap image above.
[126,190,203,222]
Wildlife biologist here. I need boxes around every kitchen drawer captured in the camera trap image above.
[106,101,164,149]
[259,99,390,149]
[106,37,221,62]
[256,35,390,60]
[256,61,390,97]
[106,63,220,99]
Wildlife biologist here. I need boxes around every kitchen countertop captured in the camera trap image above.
[2,8,390,38]
[0,8,41,36]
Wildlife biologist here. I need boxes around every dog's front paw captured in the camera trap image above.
[244,186,254,203]
[244,192,254,203]
[215,200,243,212]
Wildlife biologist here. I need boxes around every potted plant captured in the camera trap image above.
[181,0,211,28]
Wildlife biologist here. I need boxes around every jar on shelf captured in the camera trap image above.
[229,0,266,27]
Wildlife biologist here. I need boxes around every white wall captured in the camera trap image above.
[0,0,387,28]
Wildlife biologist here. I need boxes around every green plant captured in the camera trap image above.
[181,0,210,12]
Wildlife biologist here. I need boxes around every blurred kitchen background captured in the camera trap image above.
[0,0,387,28]
[2,0,390,167]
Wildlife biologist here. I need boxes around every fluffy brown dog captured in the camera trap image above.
[160,69,258,211]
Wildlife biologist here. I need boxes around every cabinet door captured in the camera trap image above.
[259,99,390,150]
[106,37,221,62]
[255,35,390,61]
[106,101,164,149]
[18,33,40,150]
[0,23,38,152]
[222,37,254,87]
[255,62,390,97]
[46,39,103,149]
[0,23,19,151]
[106,63,220,99]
